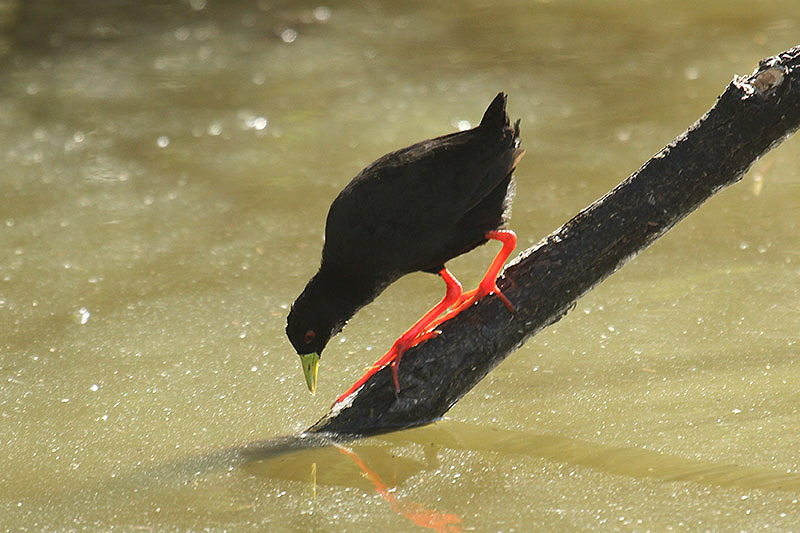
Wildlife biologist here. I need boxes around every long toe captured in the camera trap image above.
[494,285,515,313]
[390,359,401,393]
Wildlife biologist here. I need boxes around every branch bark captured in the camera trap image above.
[306,45,800,437]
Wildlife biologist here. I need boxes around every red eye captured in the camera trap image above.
[304,330,316,344]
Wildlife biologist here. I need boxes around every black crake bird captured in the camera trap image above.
[286,92,525,404]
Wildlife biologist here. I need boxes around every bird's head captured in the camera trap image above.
[287,264,379,395]
[286,297,338,395]
[286,267,358,395]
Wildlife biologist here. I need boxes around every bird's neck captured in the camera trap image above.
[311,264,386,327]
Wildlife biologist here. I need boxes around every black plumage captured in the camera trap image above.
[286,93,524,400]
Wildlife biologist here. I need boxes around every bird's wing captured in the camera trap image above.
[322,94,524,271]
[334,125,521,231]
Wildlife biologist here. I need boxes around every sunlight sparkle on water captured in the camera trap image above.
[208,122,223,136]
[243,115,268,131]
[280,29,297,44]
[74,307,90,325]
[313,6,332,22]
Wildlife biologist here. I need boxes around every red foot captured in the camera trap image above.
[333,230,517,406]
[476,229,517,311]
[333,268,462,405]
[427,229,517,332]
[337,446,464,530]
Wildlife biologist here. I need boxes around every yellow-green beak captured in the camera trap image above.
[299,352,320,395]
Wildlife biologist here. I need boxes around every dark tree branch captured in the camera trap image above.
[306,45,800,437]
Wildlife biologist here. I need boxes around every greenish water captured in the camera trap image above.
[1,0,799,530]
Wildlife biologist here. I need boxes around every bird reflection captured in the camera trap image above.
[235,418,800,532]
[337,446,462,533]
[242,436,462,532]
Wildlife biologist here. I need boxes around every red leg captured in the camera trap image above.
[337,446,463,530]
[478,229,517,311]
[333,268,463,405]
[427,229,517,331]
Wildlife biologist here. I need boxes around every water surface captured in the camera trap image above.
[2,0,800,530]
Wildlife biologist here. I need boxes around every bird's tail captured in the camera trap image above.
[479,92,510,131]
[480,92,524,166]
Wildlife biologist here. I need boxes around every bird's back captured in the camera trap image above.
[323,93,523,281]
